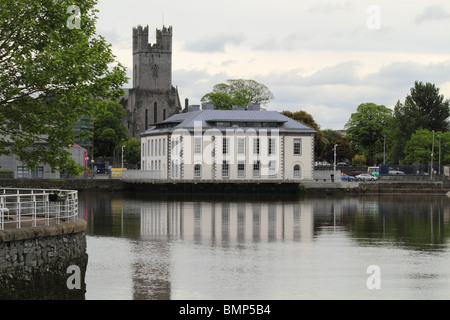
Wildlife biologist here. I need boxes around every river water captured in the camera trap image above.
[78,190,450,300]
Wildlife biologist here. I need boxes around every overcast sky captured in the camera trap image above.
[96,0,450,130]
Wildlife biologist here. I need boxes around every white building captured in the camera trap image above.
[138,104,316,181]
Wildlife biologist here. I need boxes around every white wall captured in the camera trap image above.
[141,131,315,181]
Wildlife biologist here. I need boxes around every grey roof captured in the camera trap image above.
[141,110,316,136]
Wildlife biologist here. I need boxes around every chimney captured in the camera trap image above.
[202,102,215,110]
[247,103,261,111]
[188,105,200,112]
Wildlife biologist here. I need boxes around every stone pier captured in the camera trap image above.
[0,220,88,299]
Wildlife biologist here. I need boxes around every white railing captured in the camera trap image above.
[0,188,78,231]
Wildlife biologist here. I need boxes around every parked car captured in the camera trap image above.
[337,162,350,166]
[355,173,377,181]
[388,170,405,175]
[341,174,356,181]
[314,161,332,166]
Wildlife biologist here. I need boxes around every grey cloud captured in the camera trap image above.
[184,33,246,53]
[415,5,450,24]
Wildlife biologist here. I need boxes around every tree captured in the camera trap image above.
[345,103,392,165]
[122,137,141,168]
[390,82,450,163]
[0,0,127,175]
[93,101,128,158]
[282,110,327,159]
[201,79,274,109]
[404,129,450,165]
[322,135,354,164]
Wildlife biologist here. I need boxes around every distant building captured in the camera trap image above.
[73,117,93,157]
[139,103,316,181]
[0,144,87,179]
[120,25,182,138]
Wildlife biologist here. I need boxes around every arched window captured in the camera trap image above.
[194,164,202,179]
[154,102,158,124]
[293,164,301,178]
[145,109,148,130]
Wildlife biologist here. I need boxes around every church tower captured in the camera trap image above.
[121,25,182,138]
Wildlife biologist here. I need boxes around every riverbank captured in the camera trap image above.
[1,178,450,195]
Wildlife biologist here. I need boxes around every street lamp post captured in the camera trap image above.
[121,144,124,170]
[431,130,435,180]
[333,144,337,179]
[438,135,441,175]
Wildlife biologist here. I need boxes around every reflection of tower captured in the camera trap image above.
[120,25,182,138]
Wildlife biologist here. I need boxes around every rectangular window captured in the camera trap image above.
[269,161,277,178]
[222,160,229,178]
[294,138,302,155]
[151,140,154,156]
[142,143,145,157]
[237,138,246,155]
[237,161,245,178]
[223,138,229,155]
[268,138,276,155]
[163,138,166,156]
[253,160,261,178]
[17,166,29,178]
[253,138,260,155]
[194,137,202,155]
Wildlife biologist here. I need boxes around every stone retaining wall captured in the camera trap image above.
[0,220,88,299]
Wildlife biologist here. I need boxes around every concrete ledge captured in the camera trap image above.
[0,219,87,243]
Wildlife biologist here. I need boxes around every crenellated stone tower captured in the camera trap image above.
[120,25,182,138]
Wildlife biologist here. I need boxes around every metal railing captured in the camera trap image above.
[0,188,78,231]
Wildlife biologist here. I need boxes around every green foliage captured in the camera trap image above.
[404,129,450,164]
[93,101,128,158]
[201,79,274,109]
[390,82,450,162]
[0,0,128,175]
[322,135,354,164]
[345,102,392,164]
[122,137,141,167]
[353,154,367,165]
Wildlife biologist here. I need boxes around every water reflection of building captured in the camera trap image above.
[140,201,313,243]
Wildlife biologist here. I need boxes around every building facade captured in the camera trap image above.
[139,104,316,181]
[120,25,182,138]
[0,144,87,179]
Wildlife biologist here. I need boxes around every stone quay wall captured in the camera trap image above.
[0,220,88,299]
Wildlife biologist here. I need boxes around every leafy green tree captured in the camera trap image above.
[0,0,127,175]
[282,110,327,159]
[345,103,393,165]
[93,101,128,158]
[122,137,141,167]
[322,135,354,164]
[201,79,274,109]
[390,82,450,163]
[404,129,450,165]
